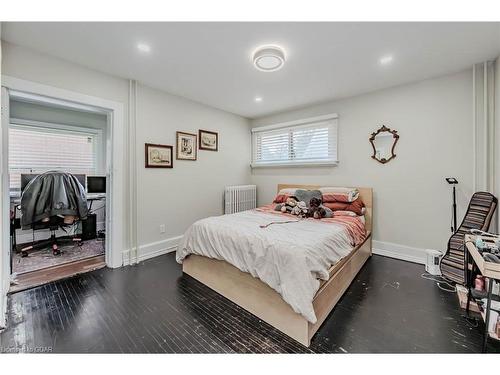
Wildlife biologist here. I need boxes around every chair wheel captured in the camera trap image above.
[52,244,60,256]
[21,251,28,258]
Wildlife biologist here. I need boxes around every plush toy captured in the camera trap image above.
[275,196,298,213]
[291,201,308,217]
[308,197,333,219]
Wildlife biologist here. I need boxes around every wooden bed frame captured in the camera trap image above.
[183,184,373,347]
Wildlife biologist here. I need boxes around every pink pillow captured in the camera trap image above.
[273,194,291,204]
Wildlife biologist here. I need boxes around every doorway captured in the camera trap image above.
[9,101,108,290]
[1,77,126,297]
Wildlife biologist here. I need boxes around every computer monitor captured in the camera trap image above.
[87,176,106,194]
[21,173,86,191]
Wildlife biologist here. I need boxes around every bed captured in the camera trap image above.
[177,184,373,346]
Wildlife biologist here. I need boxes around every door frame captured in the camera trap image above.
[0,76,126,320]
[1,86,9,328]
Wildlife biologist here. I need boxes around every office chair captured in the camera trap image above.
[19,216,83,257]
[18,171,89,257]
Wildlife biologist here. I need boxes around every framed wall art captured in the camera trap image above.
[199,129,218,151]
[176,131,197,160]
[145,143,173,168]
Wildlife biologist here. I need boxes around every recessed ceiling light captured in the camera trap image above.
[137,43,151,53]
[253,45,286,72]
[379,55,394,65]
[255,96,263,102]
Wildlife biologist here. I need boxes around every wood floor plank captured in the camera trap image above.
[1,253,498,353]
[9,256,106,294]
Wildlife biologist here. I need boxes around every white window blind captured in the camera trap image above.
[9,124,97,190]
[251,115,338,167]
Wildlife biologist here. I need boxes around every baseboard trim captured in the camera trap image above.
[122,235,183,265]
[372,240,427,265]
[123,237,427,266]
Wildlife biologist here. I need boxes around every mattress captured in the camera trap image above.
[318,230,371,289]
[176,207,366,323]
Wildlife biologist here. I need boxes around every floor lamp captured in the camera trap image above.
[446,177,458,233]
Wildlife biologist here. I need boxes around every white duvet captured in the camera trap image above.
[176,210,355,323]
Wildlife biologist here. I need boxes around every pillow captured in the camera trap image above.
[273,188,298,203]
[273,194,290,203]
[332,210,358,217]
[320,187,359,203]
[323,199,365,216]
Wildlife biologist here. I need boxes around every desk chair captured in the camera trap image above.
[18,216,83,257]
[18,171,89,257]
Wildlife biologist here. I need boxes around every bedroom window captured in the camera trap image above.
[8,122,99,191]
[251,114,338,167]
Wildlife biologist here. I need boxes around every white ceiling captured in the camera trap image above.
[2,22,500,119]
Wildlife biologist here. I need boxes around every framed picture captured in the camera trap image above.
[145,143,173,168]
[176,131,197,160]
[199,129,218,151]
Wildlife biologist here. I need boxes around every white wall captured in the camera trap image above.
[1,41,252,263]
[2,42,130,104]
[251,70,474,259]
[135,84,251,255]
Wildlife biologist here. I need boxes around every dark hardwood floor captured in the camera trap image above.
[0,253,497,353]
[10,255,106,293]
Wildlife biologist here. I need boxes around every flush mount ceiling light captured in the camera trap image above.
[254,96,263,102]
[253,45,286,72]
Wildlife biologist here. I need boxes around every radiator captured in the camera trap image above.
[224,185,257,214]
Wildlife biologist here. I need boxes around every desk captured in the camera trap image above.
[9,193,106,252]
[86,194,105,212]
[464,234,500,352]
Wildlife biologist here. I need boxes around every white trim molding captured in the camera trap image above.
[122,235,427,267]
[1,75,126,269]
[372,240,427,265]
[0,85,10,329]
[122,235,182,265]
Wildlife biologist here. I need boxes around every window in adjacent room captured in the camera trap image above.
[9,122,100,191]
[251,114,338,167]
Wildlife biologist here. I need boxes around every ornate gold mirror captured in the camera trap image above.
[369,125,399,164]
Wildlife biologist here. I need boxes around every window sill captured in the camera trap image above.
[251,161,339,169]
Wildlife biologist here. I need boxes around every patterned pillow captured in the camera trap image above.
[320,187,359,203]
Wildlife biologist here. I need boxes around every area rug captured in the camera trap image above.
[12,238,105,275]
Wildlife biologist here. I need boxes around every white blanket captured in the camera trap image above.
[176,210,354,323]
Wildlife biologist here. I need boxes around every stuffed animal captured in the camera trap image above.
[275,196,298,213]
[291,201,308,217]
[308,197,333,219]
